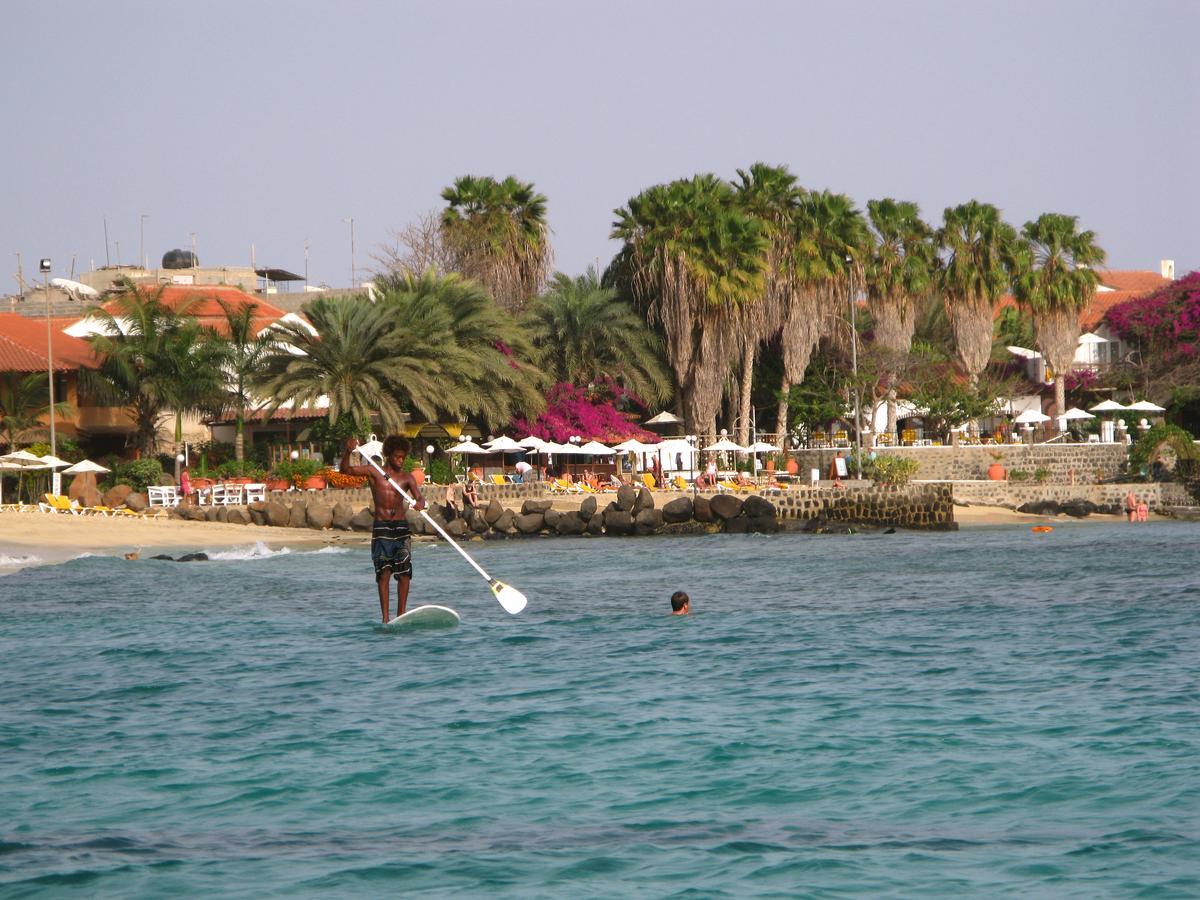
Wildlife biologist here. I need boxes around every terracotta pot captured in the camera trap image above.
[785,458,800,476]
[266,478,290,492]
[987,462,1007,481]
[411,467,426,486]
[303,476,327,490]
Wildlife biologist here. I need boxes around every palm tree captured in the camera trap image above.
[256,295,463,433]
[1012,213,1105,417]
[611,174,768,436]
[523,269,671,405]
[0,372,72,450]
[440,175,552,311]
[215,298,277,461]
[373,269,546,428]
[938,201,1020,387]
[82,280,211,455]
[776,190,869,437]
[733,163,803,445]
[160,318,228,450]
[863,199,937,439]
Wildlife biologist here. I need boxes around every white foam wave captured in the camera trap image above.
[205,541,293,561]
[311,546,351,555]
[0,553,42,567]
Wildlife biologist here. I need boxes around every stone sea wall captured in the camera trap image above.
[141,481,957,536]
[952,481,1191,513]
[794,444,1129,484]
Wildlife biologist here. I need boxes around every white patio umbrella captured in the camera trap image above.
[61,459,111,474]
[38,454,72,469]
[701,438,749,452]
[1126,400,1166,412]
[1077,332,1107,344]
[1089,400,1127,412]
[446,439,490,454]
[644,411,683,426]
[1013,409,1051,424]
[484,436,527,453]
[578,440,616,456]
[0,451,49,505]
[1060,408,1095,421]
[612,438,657,453]
[518,435,551,451]
[747,441,782,453]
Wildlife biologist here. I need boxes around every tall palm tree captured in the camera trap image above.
[373,269,546,428]
[611,174,768,436]
[82,279,209,455]
[938,201,1020,387]
[440,175,552,311]
[1012,212,1105,417]
[0,372,72,450]
[863,199,937,438]
[523,269,671,405]
[733,163,803,445]
[160,317,228,449]
[776,190,869,437]
[256,295,463,433]
[215,298,278,461]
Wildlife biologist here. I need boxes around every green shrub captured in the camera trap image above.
[868,454,920,486]
[428,458,451,485]
[107,458,165,492]
[271,458,321,481]
[1009,469,1030,482]
[1034,468,1050,483]
[216,459,266,480]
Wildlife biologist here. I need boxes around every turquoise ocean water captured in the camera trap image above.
[2,523,1199,897]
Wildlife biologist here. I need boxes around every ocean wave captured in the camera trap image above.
[204,541,351,561]
[205,542,293,561]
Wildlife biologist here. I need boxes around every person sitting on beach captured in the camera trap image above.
[736,470,753,488]
[443,484,459,520]
[462,478,479,510]
[341,436,425,624]
[670,591,690,616]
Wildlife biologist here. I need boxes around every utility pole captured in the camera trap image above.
[140,213,148,269]
[304,238,310,289]
[343,217,356,287]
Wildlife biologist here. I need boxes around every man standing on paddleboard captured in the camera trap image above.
[342,436,426,623]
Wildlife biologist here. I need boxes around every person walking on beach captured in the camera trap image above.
[670,591,690,615]
[341,436,426,623]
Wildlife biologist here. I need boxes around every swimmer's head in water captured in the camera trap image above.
[670,591,689,613]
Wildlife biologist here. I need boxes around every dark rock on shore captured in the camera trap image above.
[662,496,694,523]
[693,496,713,523]
[709,494,743,521]
[176,552,209,562]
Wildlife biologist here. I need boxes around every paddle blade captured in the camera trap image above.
[491,580,527,615]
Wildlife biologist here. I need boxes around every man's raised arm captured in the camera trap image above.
[340,438,375,478]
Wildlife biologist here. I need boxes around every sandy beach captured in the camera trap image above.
[0,512,342,572]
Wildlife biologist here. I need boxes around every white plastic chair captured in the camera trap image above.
[244,483,265,503]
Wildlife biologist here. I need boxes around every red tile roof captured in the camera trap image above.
[0,314,98,371]
[100,285,286,337]
[1096,270,1172,293]
[1081,290,1141,330]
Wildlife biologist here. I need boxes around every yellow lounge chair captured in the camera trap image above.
[490,474,508,486]
[39,493,82,515]
[641,473,657,490]
[673,475,689,491]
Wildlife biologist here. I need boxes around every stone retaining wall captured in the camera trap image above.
[792,444,1128,484]
[951,481,1191,512]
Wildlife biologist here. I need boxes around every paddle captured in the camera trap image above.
[352,438,527,615]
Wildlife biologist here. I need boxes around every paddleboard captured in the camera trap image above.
[384,605,460,630]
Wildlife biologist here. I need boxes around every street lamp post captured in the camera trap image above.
[847,254,863,479]
[39,259,61,493]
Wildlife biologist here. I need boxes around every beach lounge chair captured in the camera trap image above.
[551,477,582,494]
[673,475,689,491]
[609,474,625,490]
[39,493,83,515]
[641,473,657,491]
[491,474,508,486]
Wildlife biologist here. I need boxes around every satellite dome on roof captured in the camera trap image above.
[162,249,198,269]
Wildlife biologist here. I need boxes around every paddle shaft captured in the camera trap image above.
[357,452,496,584]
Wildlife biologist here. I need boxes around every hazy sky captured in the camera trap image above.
[4,0,1196,292]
